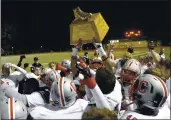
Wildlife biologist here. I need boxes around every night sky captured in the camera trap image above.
[1,1,170,53]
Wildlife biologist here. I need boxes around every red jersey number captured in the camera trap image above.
[126,115,137,120]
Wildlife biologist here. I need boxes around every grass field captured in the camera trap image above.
[1,46,170,72]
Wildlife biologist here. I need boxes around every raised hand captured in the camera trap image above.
[76,61,91,79]
[92,39,102,49]
[76,39,83,49]
[20,55,26,60]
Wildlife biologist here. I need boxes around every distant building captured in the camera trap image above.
[109,30,161,48]
[109,39,161,48]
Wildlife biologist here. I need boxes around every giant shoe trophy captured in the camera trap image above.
[70,7,109,45]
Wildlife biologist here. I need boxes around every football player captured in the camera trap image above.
[0,98,28,119]
[120,74,170,119]
[1,63,27,92]
[120,59,141,112]
[28,65,120,119]
[1,78,49,108]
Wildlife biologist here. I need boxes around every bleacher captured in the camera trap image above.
[111,39,161,48]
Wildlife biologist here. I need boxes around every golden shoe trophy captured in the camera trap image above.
[70,7,109,45]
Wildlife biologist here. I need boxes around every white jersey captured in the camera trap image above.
[141,64,148,74]
[166,77,170,94]
[25,72,39,79]
[166,94,170,109]
[26,92,45,107]
[160,53,165,60]
[165,78,171,109]
[85,80,122,112]
[119,105,170,119]
[29,99,89,119]
[122,85,137,111]
[115,59,122,78]
[104,80,122,111]
[1,71,24,92]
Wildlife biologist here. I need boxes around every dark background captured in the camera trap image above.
[1,1,170,53]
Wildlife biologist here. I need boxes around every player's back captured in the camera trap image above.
[115,58,122,78]
[1,75,16,91]
[29,98,89,119]
[119,105,170,119]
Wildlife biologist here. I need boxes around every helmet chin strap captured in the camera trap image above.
[136,103,159,116]
[122,101,135,109]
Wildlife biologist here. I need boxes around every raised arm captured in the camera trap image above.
[150,49,161,63]
[93,42,116,71]
[10,63,27,75]
[76,63,111,110]
[71,39,82,76]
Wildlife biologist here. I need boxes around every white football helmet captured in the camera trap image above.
[61,60,71,70]
[51,77,77,108]
[121,59,141,86]
[133,74,168,109]
[0,98,28,119]
[43,70,57,88]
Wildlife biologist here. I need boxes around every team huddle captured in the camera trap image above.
[0,40,170,119]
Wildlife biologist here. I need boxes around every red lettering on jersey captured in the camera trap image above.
[126,115,137,120]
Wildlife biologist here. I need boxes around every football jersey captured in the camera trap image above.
[115,59,122,78]
[160,53,165,60]
[122,85,136,111]
[166,78,170,93]
[85,80,123,112]
[119,105,170,119]
[140,65,148,74]
[1,71,24,92]
[26,92,45,107]
[29,99,89,119]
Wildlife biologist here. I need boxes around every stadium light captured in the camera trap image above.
[40,46,43,48]
[12,47,14,53]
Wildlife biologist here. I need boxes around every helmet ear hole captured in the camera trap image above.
[150,84,154,93]
[133,74,168,109]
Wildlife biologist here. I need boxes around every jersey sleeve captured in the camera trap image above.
[26,92,45,107]
[16,72,25,82]
[11,71,25,82]
[89,85,111,110]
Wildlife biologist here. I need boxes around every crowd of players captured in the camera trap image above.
[0,40,170,119]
